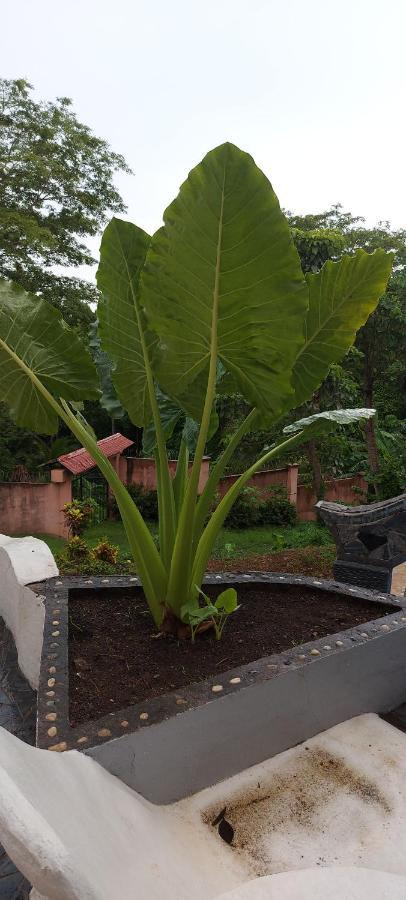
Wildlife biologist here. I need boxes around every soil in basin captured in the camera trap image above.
[68,582,391,726]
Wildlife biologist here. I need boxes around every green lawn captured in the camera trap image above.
[29,518,332,562]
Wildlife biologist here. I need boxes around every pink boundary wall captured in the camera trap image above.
[297,474,368,521]
[0,469,72,539]
[0,456,368,538]
[218,464,299,505]
[125,457,210,495]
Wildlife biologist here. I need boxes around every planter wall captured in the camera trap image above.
[37,574,406,804]
[0,536,58,688]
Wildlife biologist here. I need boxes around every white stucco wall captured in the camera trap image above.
[218,868,406,899]
[0,535,58,688]
[1,715,406,900]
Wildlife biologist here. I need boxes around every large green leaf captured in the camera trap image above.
[283,407,376,440]
[293,250,393,405]
[97,218,155,427]
[141,142,308,420]
[88,321,125,420]
[0,278,99,434]
[142,388,183,454]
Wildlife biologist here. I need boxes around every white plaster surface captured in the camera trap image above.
[0,534,58,585]
[0,535,57,688]
[217,868,406,898]
[1,715,406,899]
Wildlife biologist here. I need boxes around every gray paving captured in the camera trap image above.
[0,618,36,899]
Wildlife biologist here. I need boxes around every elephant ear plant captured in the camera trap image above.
[0,143,393,637]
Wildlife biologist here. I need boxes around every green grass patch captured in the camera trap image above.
[28,519,332,563]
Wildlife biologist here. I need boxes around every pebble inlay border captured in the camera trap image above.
[36,572,406,754]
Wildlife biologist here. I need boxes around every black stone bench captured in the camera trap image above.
[316,494,406,594]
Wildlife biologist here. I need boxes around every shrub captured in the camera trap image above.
[224,487,265,528]
[92,538,119,565]
[63,499,95,536]
[65,536,90,560]
[260,486,297,527]
[111,484,158,521]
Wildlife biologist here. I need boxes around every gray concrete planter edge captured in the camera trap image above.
[36,573,406,803]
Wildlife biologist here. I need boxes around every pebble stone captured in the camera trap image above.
[140,712,149,720]
[402,617,406,622]
[77,736,88,744]
[52,620,59,626]
[47,678,56,687]
[45,713,57,721]
[48,742,67,752]
[211,685,223,693]
[335,641,344,647]
[47,726,57,737]
[176,698,187,705]
[55,581,63,586]
[323,645,332,651]
[46,690,55,697]
[381,624,390,631]
[360,632,368,638]
[121,720,129,727]
[230,677,241,684]
[52,609,60,614]
[51,630,60,637]
[97,728,111,737]
[310,649,320,656]
[298,654,306,660]
[48,666,56,674]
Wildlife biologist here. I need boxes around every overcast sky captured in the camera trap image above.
[3,0,406,278]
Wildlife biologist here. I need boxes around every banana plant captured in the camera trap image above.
[0,142,393,635]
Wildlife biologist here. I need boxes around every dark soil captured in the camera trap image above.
[68,582,391,726]
[208,547,335,578]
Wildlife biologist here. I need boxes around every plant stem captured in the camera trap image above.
[166,173,226,616]
[191,430,307,589]
[126,276,176,567]
[0,329,167,623]
[193,408,257,549]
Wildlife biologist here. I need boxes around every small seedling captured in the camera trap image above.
[181,587,240,642]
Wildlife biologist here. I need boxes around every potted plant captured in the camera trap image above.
[1,143,402,799]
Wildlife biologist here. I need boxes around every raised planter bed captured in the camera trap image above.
[37,573,406,804]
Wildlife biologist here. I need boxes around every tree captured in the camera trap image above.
[0,78,131,327]
[289,206,406,494]
[0,78,132,476]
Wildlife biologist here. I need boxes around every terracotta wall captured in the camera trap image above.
[0,470,72,538]
[296,474,368,521]
[218,464,299,505]
[126,457,210,494]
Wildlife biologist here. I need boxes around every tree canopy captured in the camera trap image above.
[0,78,131,328]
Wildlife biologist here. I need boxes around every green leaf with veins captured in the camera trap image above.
[141,142,308,421]
[293,250,393,406]
[283,407,376,440]
[0,278,99,434]
[97,218,156,427]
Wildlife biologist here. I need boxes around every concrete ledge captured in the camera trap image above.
[37,574,406,802]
